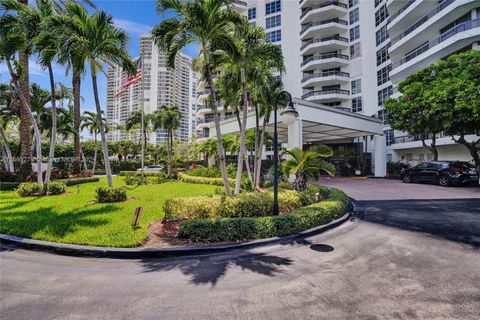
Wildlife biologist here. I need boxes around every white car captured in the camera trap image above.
[137,165,163,172]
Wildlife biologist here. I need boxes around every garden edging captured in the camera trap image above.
[0,201,355,259]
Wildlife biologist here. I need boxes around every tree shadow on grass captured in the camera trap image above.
[0,204,119,239]
[140,252,293,287]
[0,196,42,212]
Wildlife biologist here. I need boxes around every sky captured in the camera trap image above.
[0,0,199,132]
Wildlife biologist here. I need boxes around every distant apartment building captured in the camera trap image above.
[106,35,195,145]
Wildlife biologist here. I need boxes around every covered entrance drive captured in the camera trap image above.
[212,98,386,177]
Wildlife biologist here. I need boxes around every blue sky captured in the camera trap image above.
[0,0,199,128]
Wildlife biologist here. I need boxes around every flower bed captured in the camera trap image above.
[165,185,349,242]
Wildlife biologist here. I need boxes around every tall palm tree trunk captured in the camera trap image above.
[18,48,32,179]
[72,69,81,173]
[166,131,172,177]
[7,61,42,184]
[91,70,113,187]
[205,65,231,194]
[92,132,98,174]
[0,126,14,173]
[44,64,57,184]
[234,80,249,194]
[255,118,267,188]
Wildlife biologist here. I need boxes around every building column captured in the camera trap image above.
[374,135,387,177]
[287,118,303,150]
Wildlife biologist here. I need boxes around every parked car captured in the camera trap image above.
[136,165,163,173]
[400,161,479,187]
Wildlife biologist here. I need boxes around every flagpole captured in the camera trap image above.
[140,51,145,179]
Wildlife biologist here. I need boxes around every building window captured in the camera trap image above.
[248,8,256,20]
[377,65,392,86]
[378,86,393,106]
[385,129,394,146]
[375,4,388,26]
[376,43,390,66]
[351,79,361,94]
[376,25,388,46]
[349,0,359,8]
[350,25,360,41]
[266,15,281,29]
[265,0,281,15]
[350,43,361,59]
[249,21,256,28]
[349,8,359,24]
[352,97,363,112]
[374,0,383,8]
[266,30,281,43]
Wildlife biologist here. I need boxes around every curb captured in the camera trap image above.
[0,202,356,259]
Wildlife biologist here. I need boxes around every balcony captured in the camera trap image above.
[387,0,416,24]
[301,52,349,71]
[196,89,211,104]
[300,35,349,55]
[391,0,454,46]
[300,18,348,40]
[390,18,480,83]
[301,71,350,87]
[301,89,350,103]
[300,1,348,24]
[388,0,438,35]
[232,0,247,12]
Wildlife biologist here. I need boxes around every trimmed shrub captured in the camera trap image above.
[177,187,349,242]
[164,196,221,220]
[178,172,235,187]
[16,183,44,197]
[219,192,272,218]
[96,187,127,203]
[185,163,237,179]
[47,182,67,195]
[125,175,149,186]
[278,181,294,190]
[119,171,164,177]
[0,182,20,191]
[58,177,100,186]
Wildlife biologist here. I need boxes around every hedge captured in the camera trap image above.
[0,182,20,191]
[177,172,236,187]
[96,186,127,203]
[177,187,349,242]
[57,177,100,186]
[119,171,164,177]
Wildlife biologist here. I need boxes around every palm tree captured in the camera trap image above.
[282,146,336,191]
[151,105,181,177]
[214,20,284,194]
[0,85,16,173]
[53,4,135,187]
[81,110,106,174]
[152,0,241,194]
[0,4,44,184]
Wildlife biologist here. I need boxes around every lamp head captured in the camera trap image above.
[280,101,298,126]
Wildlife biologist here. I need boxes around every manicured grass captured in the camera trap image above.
[0,177,217,247]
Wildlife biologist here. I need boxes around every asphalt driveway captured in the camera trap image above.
[319,176,479,200]
[1,198,479,319]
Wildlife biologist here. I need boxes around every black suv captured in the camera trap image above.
[400,161,479,187]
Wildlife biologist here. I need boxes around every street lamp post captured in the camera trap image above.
[273,91,298,216]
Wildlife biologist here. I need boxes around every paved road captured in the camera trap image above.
[319,177,479,200]
[1,199,479,320]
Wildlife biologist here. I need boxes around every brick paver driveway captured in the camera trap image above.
[318,177,479,200]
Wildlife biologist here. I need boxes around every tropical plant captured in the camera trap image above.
[282,146,335,191]
[151,105,181,177]
[81,110,107,174]
[0,85,16,172]
[53,4,135,187]
[152,0,242,194]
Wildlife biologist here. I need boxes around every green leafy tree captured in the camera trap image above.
[282,146,335,191]
[0,84,16,172]
[81,110,107,174]
[53,4,135,187]
[151,105,181,177]
[152,0,242,194]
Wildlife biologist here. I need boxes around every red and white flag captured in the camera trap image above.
[114,57,142,98]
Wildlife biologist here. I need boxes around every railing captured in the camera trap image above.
[391,0,455,45]
[301,52,349,67]
[301,18,348,35]
[232,0,247,6]
[300,1,348,19]
[387,0,416,23]
[300,35,349,51]
[392,19,480,69]
[301,89,350,99]
[197,114,235,125]
[301,71,350,83]
[197,89,211,96]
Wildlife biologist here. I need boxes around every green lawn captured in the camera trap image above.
[0,177,217,247]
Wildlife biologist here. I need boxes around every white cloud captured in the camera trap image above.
[114,19,152,35]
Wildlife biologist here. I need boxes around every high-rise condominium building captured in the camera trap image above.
[106,35,195,145]
[241,0,479,167]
